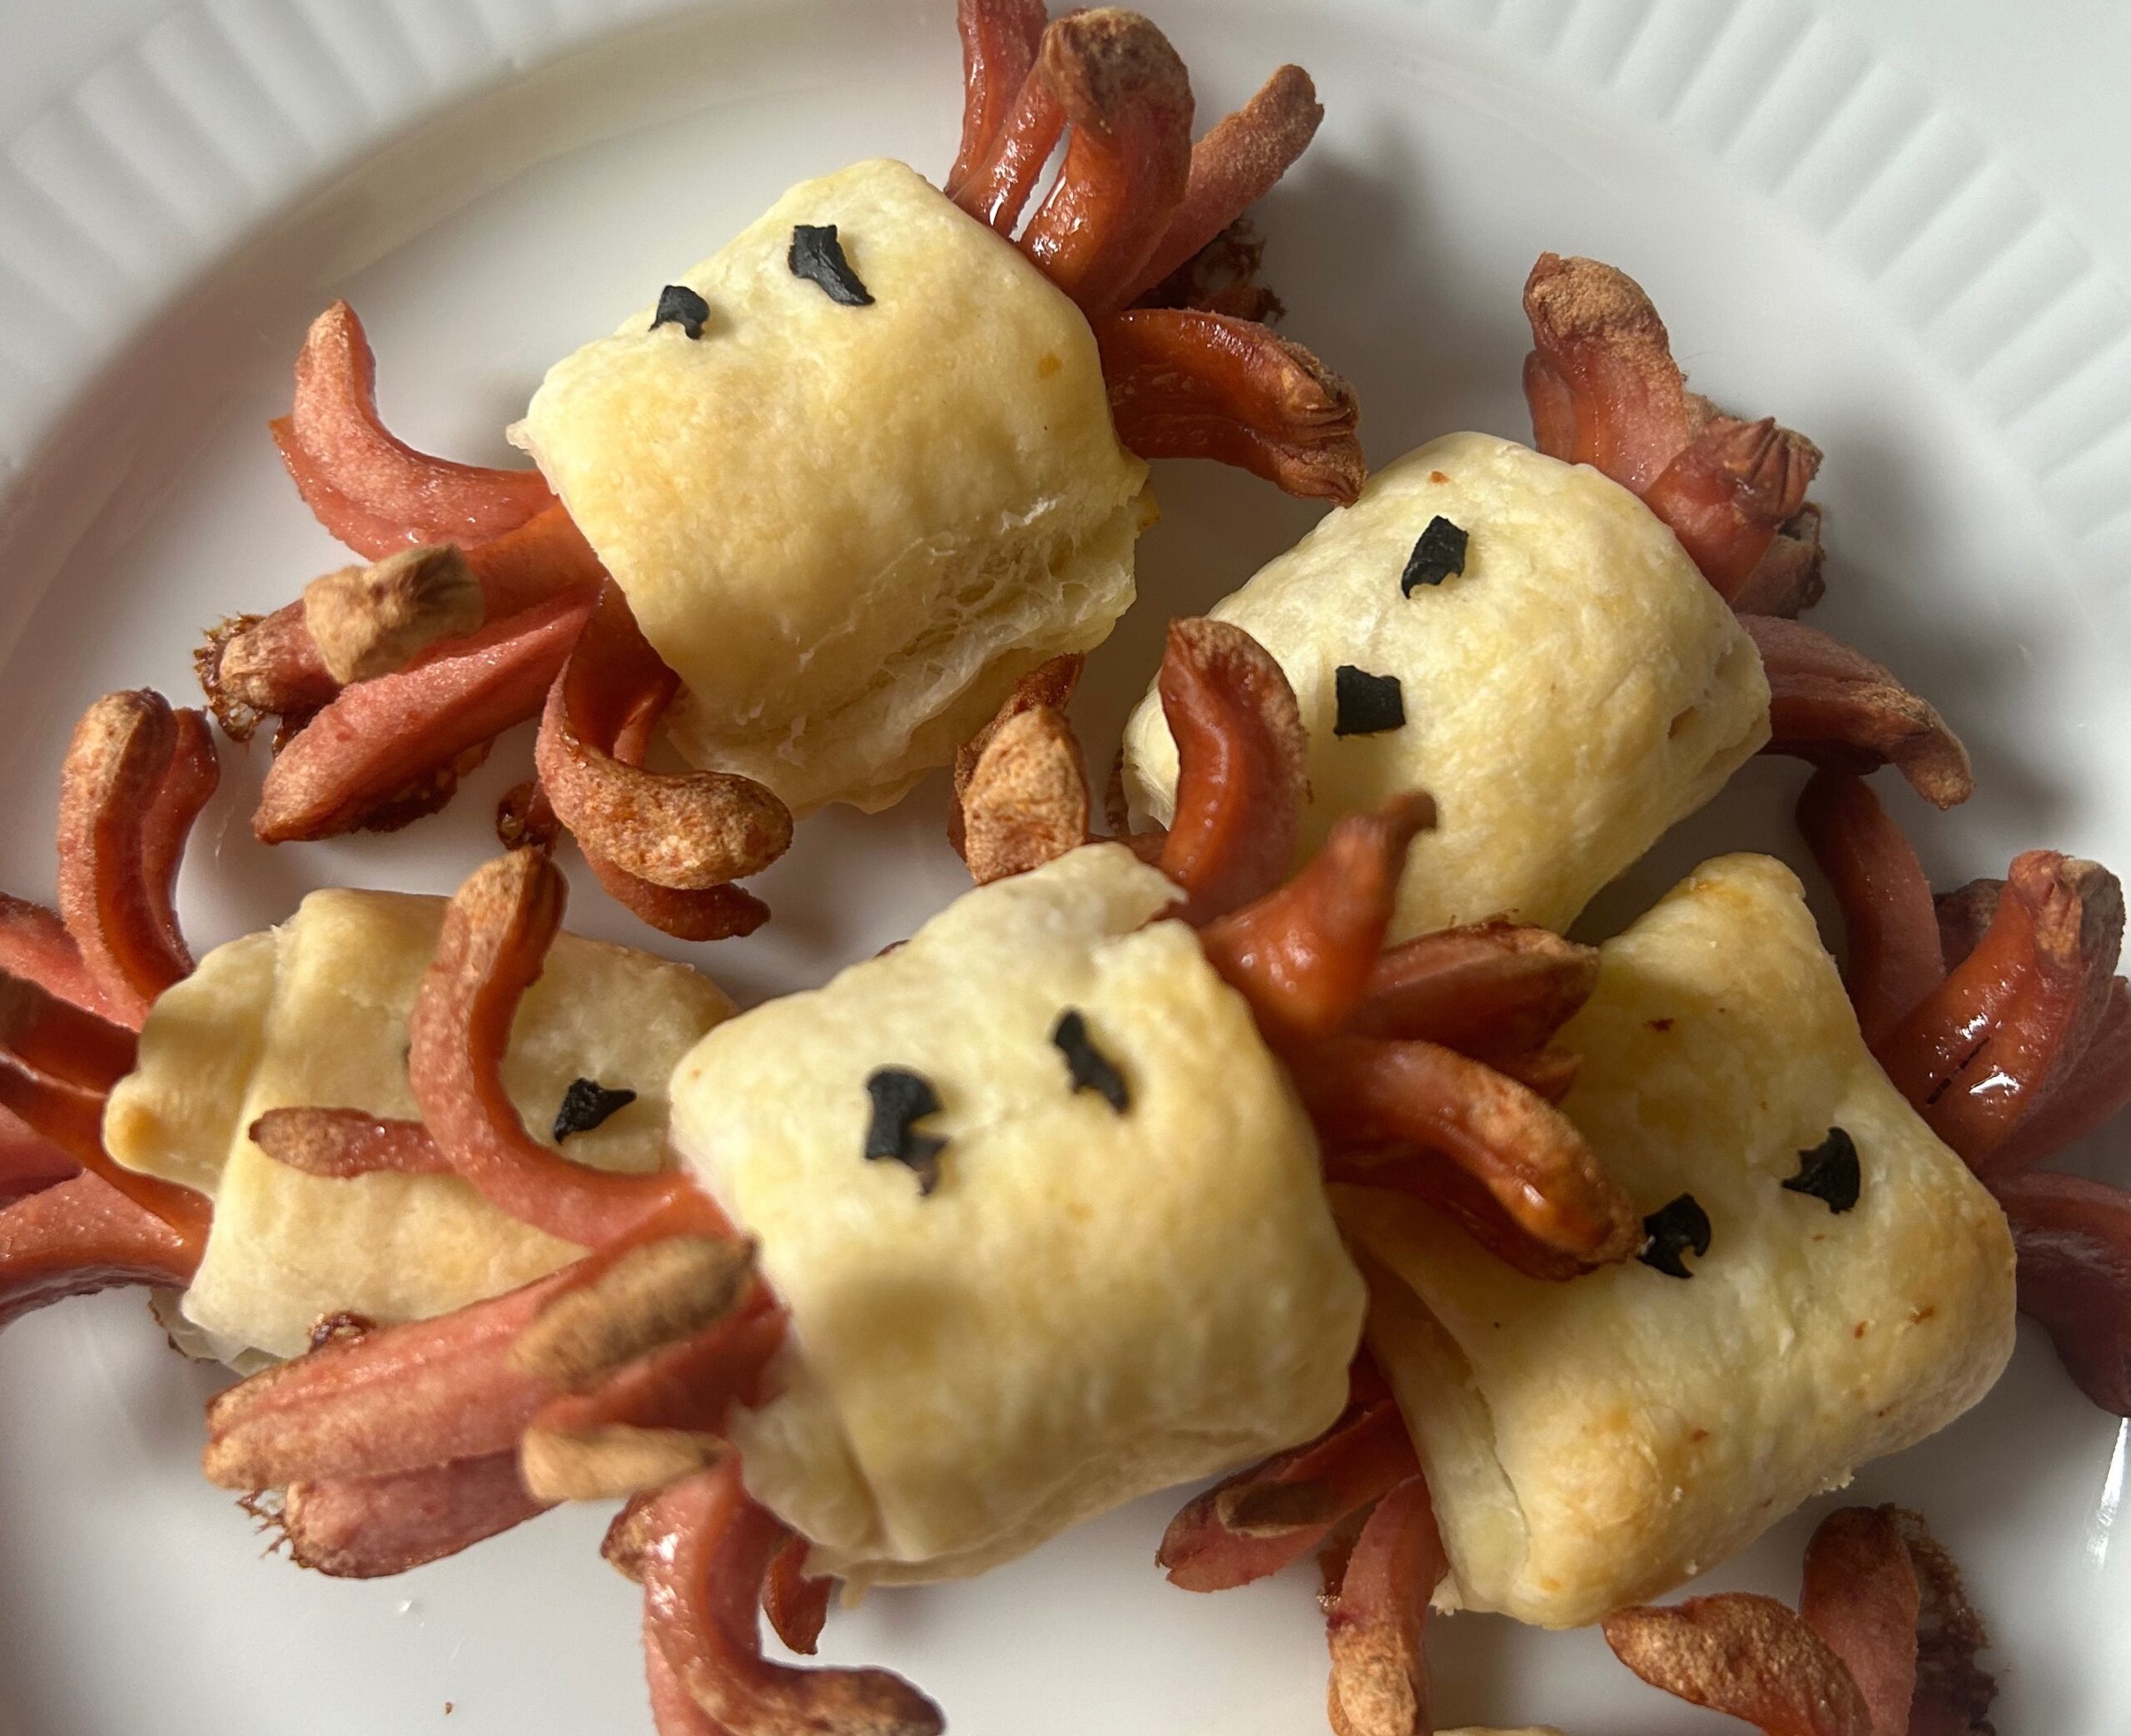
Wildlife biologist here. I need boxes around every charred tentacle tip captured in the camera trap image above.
[1523,251,1671,350]
[455,845,569,945]
[960,704,1092,885]
[551,756,792,891]
[195,615,272,737]
[1041,7,1193,138]
[949,652,1085,858]
[2015,850,2125,979]
[303,544,485,686]
[67,690,177,799]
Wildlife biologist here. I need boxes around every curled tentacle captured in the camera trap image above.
[405,850,709,1246]
[143,708,218,962]
[947,0,1050,196]
[0,1170,197,1329]
[1125,64,1323,303]
[459,504,604,617]
[1743,616,1975,810]
[956,705,1092,885]
[1329,1146,1591,1281]
[57,692,201,1022]
[0,1113,77,1207]
[201,1269,570,1490]
[0,895,118,1022]
[762,1532,833,1656]
[0,970,139,1092]
[1878,851,2124,1173]
[1935,876,2002,970]
[0,903,129,1206]
[1292,1036,1642,1267]
[1160,1379,1418,1592]
[1989,978,2131,1171]
[1197,794,1436,1042]
[645,1632,729,1736]
[638,1463,945,1736]
[1322,1474,1446,1736]
[1796,771,1945,1050]
[1643,413,1823,602]
[1522,252,1694,492]
[1156,618,1310,925]
[1604,1594,1872,1736]
[1992,1170,2131,1416]
[582,861,772,945]
[271,301,555,557]
[1935,871,2131,1168]
[537,583,791,915]
[951,39,1066,234]
[254,593,594,844]
[1016,11,1195,315]
[1797,1506,1920,1736]
[0,1039,209,1246]
[277,1453,553,1578]
[1095,307,1364,503]
[1522,252,1833,608]
[1347,922,1599,1052]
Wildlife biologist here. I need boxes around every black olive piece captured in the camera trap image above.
[1638,1193,1712,1279]
[1334,665,1405,737]
[864,1067,947,1194]
[1399,515,1469,594]
[788,225,874,306]
[553,1078,638,1143]
[1782,1127,1861,1213]
[1052,1009,1129,1114]
[651,284,711,340]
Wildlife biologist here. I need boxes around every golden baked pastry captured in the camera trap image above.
[1122,432,1768,941]
[668,843,1364,1586]
[106,889,732,1360]
[1337,854,2015,1628]
[515,157,1151,816]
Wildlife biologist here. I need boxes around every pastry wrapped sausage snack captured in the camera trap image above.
[1339,856,2015,1629]
[516,159,1153,816]
[1122,433,1770,942]
[668,844,1365,1585]
[105,890,733,1361]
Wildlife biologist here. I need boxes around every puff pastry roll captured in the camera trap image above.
[105,889,732,1362]
[668,844,1364,1587]
[1337,855,2014,1628]
[515,157,1151,815]
[1122,432,1768,941]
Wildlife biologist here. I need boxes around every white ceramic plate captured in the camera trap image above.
[0,2,2125,1732]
